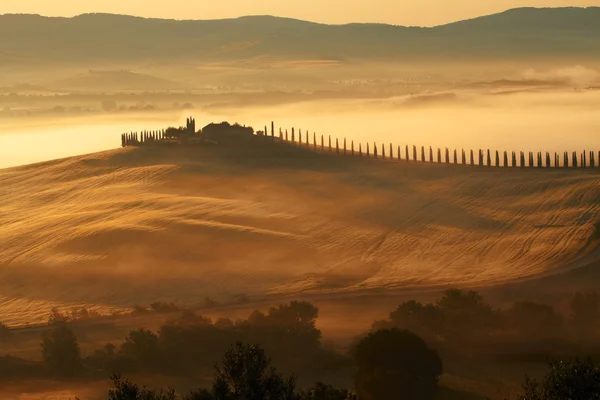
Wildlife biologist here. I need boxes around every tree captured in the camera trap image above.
[387,300,442,340]
[41,323,82,377]
[210,341,296,400]
[518,358,600,400]
[436,288,496,340]
[354,329,442,400]
[120,329,162,372]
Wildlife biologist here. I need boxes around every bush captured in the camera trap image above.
[41,323,83,377]
[518,358,600,400]
[354,329,442,400]
[108,372,176,400]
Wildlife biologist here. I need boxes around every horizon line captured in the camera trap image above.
[1,6,599,29]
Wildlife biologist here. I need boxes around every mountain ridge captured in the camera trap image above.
[1,7,599,63]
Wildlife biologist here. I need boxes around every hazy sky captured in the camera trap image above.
[3,0,600,26]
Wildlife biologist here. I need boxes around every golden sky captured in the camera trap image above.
[2,0,599,26]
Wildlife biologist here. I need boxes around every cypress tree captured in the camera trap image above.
[313,133,317,150]
[271,121,275,137]
[299,130,302,144]
[461,149,466,165]
[413,145,417,161]
[389,143,393,160]
[470,149,474,165]
[429,146,433,163]
[454,149,457,164]
[291,128,295,143]
[344,138,347,155]
[336,138,339,154]
[503,151,508,167]
[374,143,378,159]
[445,148,450,164]
[573,152,578,168]
[487,149,491,167]
[421,146,425,162]
[381,144,385,159]
[359,143,362,156]
[367,142,370,157]
[351,140,355,156]
[437,148,442,163]
[329,136,332,152]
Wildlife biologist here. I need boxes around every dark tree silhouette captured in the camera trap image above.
[108,372,177,400]
[120,328,163,372]
[519,358,600,400]
[354,329,442,400]
[211,341,296,400]
[41,323,83,377]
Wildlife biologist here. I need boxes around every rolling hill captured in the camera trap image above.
[1,144,600,326]
[0,7,599,63]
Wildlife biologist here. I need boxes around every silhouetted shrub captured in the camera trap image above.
[41,323,83,377]
[108,372,176,400]
[354,329,442,400]
[518,358,600,400]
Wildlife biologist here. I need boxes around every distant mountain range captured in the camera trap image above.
[1,7,599,63]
